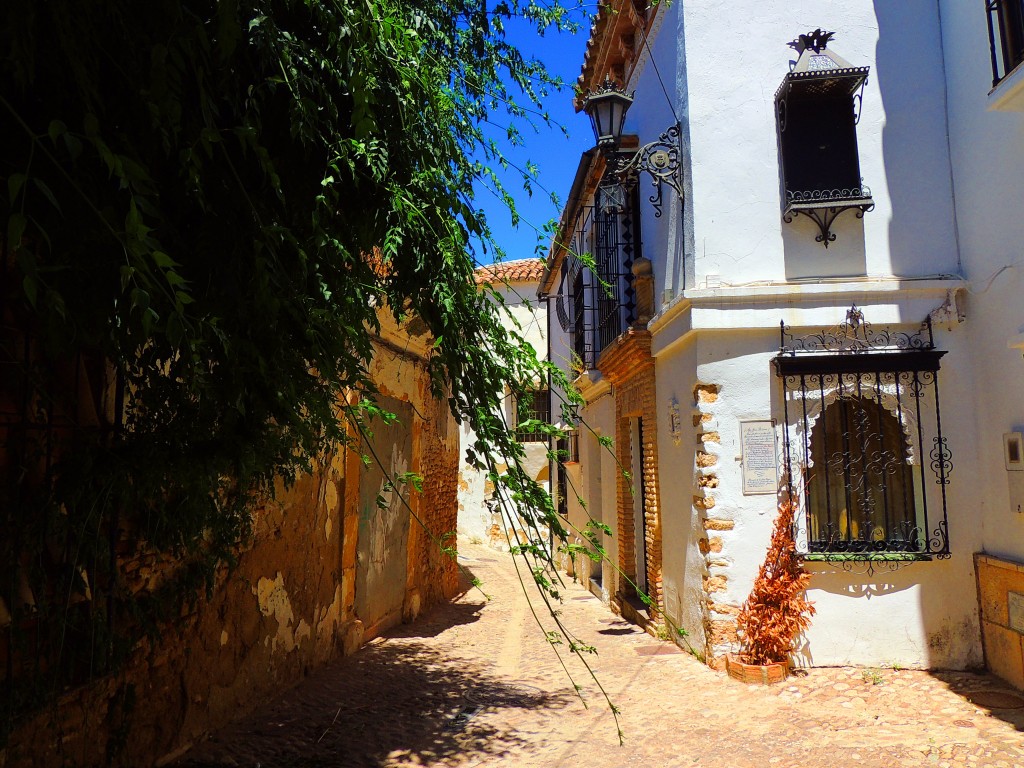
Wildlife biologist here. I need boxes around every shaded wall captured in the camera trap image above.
[1,335,459,767]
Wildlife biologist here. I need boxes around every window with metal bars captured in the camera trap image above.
[516,388,551,442]
[555,186,640,373]
[988,0,1024,86]
[774,309,952,563]
[806,396,923,554]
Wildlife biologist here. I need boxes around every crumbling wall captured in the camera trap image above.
[1,338,459,768]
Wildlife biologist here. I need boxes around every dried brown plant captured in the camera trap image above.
[736,499,816,665]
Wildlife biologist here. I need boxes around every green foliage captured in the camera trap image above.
[0,0,587,732]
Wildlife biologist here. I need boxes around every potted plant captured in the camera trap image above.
[726,498,815,684]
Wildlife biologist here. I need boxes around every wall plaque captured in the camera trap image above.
[740,420,779,496]
[1009,591,1024,634]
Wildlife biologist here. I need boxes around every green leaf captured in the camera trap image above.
[152,251,177,269]
[63,133,83,162]
[8,173,26,204]
[167,312,184,348]
[47,119,68,143]
[131,288,150,311]
[6,212,26,253]
[32,178,62,214]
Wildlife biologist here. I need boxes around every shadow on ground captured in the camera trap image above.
[177,569,572,768]
[933,670,1024,733]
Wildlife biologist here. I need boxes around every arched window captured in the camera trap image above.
[806,397,923,553]
[773,307,953,561]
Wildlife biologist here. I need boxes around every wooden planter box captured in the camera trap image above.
[724,653,789,685]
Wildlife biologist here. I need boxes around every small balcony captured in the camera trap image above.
[987,1,1024,110]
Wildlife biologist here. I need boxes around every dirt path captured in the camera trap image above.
[176,542,1024,768]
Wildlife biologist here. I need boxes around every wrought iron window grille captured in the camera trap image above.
[516,387,551,443]
[775,30,873,248]
[773,306,952,574]
[555,435,570,518]
[553,187,640,371]
[987,0,1024,87]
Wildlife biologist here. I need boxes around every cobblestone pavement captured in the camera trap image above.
[177,542,1024,768]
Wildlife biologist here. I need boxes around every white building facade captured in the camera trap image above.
[542,0,1024,676]
[457,260,554,548]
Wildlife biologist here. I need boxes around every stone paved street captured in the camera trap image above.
[177,542,1024,768]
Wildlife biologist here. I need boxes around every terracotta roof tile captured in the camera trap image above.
[474,259,546,286]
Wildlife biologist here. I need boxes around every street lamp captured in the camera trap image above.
[581,78,633,148]
[581,77,684,218]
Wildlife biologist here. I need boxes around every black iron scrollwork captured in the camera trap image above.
[777,307,952,570]
[783,189,875,249]
[788,28,836,54]
[607,124,683,219]
[779,305,935,356]
[929,437,953,486]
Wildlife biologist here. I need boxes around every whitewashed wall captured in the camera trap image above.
[564,389,617,599]
[938,0,1024,563]
[624,0,987,666]
[457,276,551,547]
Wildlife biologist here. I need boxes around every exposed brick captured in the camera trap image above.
[696,451,717,468]
[704,575,728,593]
[698,431,720,444]
[709,619,739,646]
[693,383,719,404]
[703,518,735,531]
[708,601,740,617]
[698,474,719,488]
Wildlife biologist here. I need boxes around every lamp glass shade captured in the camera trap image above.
[583,85,633,148]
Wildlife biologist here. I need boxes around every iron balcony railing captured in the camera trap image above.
[555,191,639,373]
[988,0,1024,86]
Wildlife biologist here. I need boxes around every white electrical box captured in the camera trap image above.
[1005,432,1024,514]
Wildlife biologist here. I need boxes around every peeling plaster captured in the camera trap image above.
[254,572,299,653]
[316,585,344,646]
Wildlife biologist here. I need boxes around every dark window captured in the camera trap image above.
[774,32,873,246]
[778,95,861,198]
[555,184,641,372]
[593,186,636,354]
[572,266,587,369]
[516,388,550,442]
[555,436,569,518]
[806,397,922,554]
[988,1,1024,86]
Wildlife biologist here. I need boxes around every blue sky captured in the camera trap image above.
[472,16,593,267]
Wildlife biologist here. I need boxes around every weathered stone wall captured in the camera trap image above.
[1,337,459,768]
[975,553,1024,689]
[690,381,739,665]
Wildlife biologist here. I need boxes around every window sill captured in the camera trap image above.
[801,552,934,563]
[988,61,1024,112]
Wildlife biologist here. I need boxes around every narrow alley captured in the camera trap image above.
[175,542,1024,768]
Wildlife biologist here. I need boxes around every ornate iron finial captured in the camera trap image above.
[787,29,835,55]
[845,304,864,332]
[588,74,627,98]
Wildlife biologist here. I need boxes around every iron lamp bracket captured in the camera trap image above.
[604,123,684,218]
